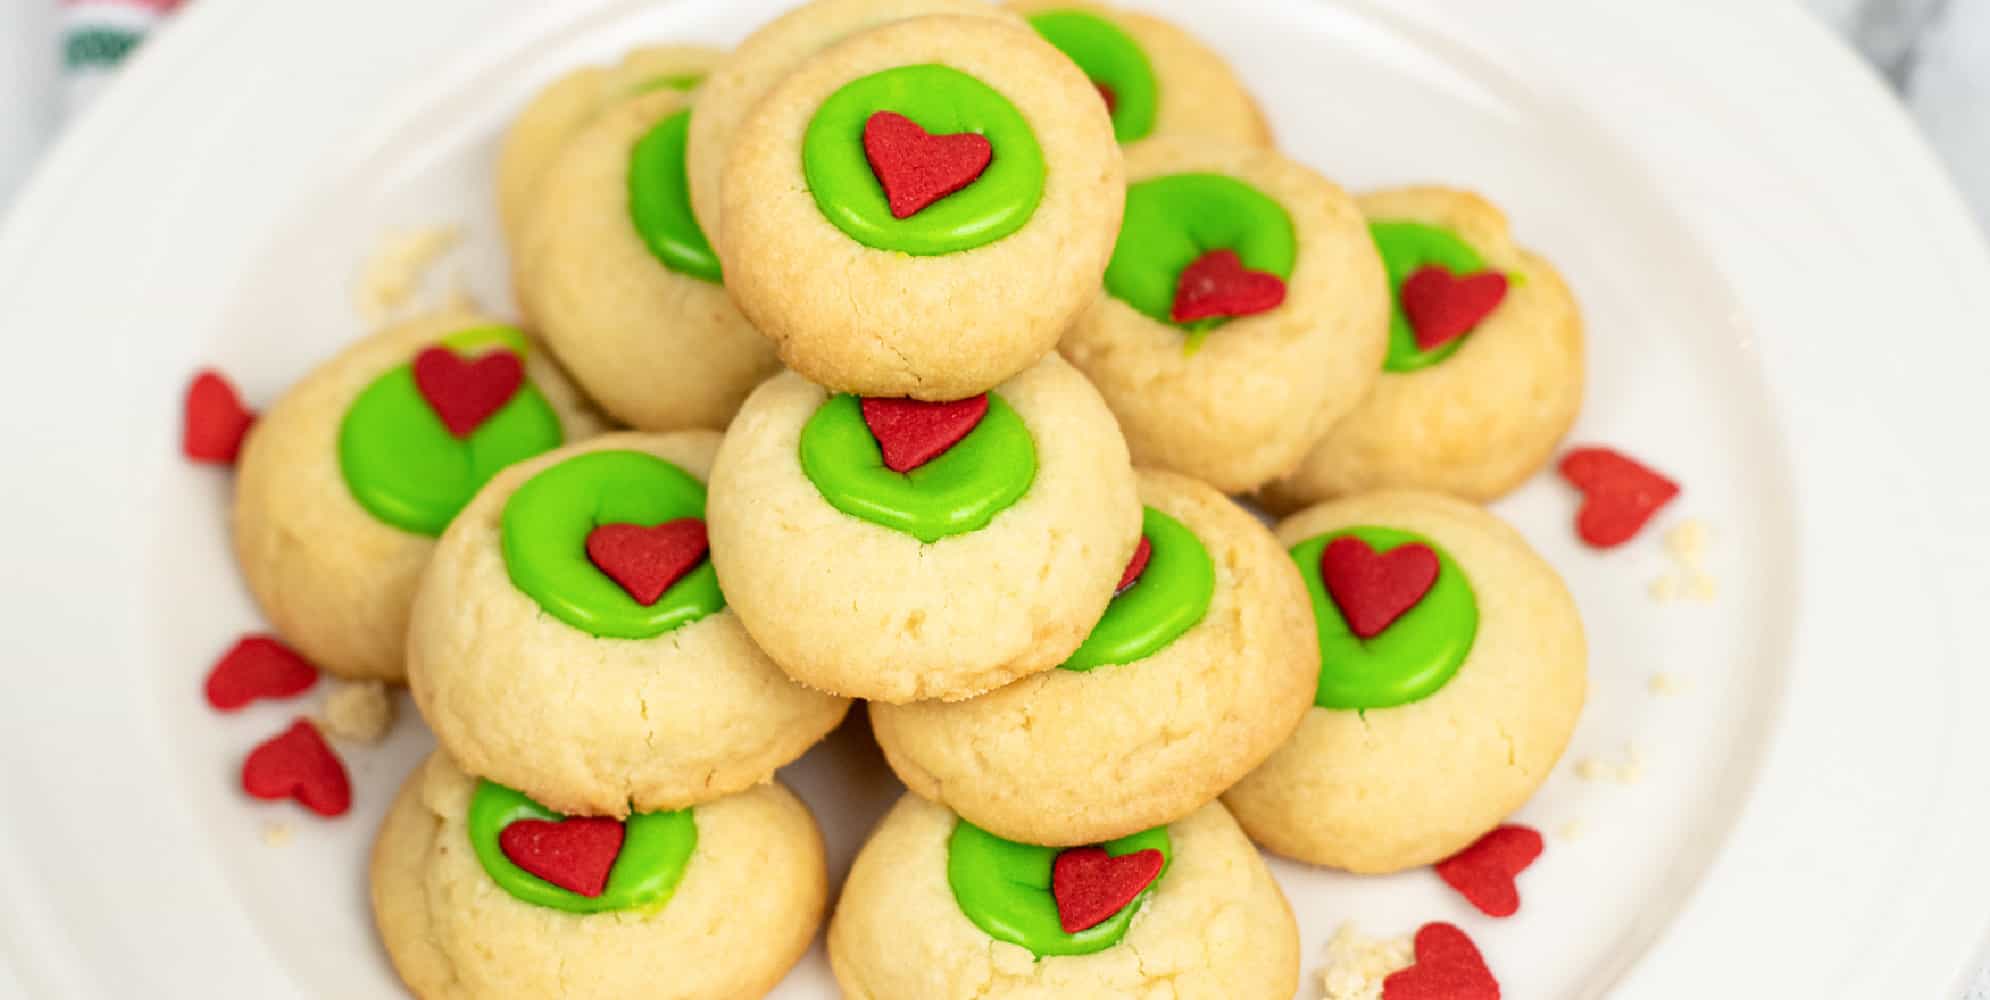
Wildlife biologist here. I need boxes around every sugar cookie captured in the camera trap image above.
[497,45,722,252]
[407,431,850,817]
[829,794,1298,1000]
[232,309,603,682]
[706,354,1140,703]
[372,753,824,1000]
[870,468,1317,845]
[719,14,1124,398]
[515,87,779,432]
[1223,491,1587,873]
[685,0,1016,254]
[1009,0,1273,150]
[1060,134,1389,493]
[1262,186,1585,509]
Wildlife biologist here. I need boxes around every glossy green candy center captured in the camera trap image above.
[803,64,1045,256]
[629,109,722,284]
[467,780,697,915]
[1026,10,1158,143]
[798,393,1036,543]
[947,819,1171,958]
[1370,220,1489,373]
[337,326,564,538]
[501,450,725,639]
[1062,507,1215,672]
[1289,526,1478,710]
[1105,173,1296,340]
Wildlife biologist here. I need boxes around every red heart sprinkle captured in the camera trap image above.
[585,519,709,606]
[241,719,351,818]
[1558,447,1680,549]
[1320,537,1439,639]
[1051,846,1165,933]
[412,347,524,438]
[1434,824,1543,918]
[499,816,627,898]
[183,370,254,464]
[1171,249,1287,324]
[1096,82,1119,115]
[861,395,989,473]
[1401,265,1508,351]
[204,635,319,711]
[863,111,993,220]
[1115,536,1153,596]
[1383,922,1501,1000]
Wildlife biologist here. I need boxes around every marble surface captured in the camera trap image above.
[0,0,1986,994]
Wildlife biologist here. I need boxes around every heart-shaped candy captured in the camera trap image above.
[1051,846,1165,933]
[1401,265,1508,351]
[1434,824,1543,918]
[183,370,255,464]
[1171,249,1287,324]
[860,395,989,473]
[204,634,319,711]
[585,519,709,606]
[1558,447,1679,549]
[1320,537,1439,639]
[1383,922,1500,1000]
[499,815,627,898]
[241,719,350,818]
[863,111,993,220]
[412,346,524,438]
[1096,82,1119,115]
[1115,536,1154,596]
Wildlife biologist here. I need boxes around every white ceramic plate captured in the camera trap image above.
[1,0,1987,996]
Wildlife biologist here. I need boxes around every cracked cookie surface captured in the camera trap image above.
[1224,490,1587,873]
[829,794,1298,999]
[371,753,825,999]
[869,468,1317,845]
[407,431,849,817]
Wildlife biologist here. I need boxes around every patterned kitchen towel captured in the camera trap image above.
[60,0,187,116]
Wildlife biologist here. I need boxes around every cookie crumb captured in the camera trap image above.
[356,225,463,325]
[1319,922,1415,1000]
[1647,672,1691,696]
[319,680,396,745]
[1647,575,1680,603]
[1649,517,1717,604]
[1556,819,1587,842]
[1685,571,1718,602]
[1664,518,1709,561]
[262,822,293,848]
[1576,745,1644,785]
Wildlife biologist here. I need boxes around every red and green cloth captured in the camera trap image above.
[60,0,187,113]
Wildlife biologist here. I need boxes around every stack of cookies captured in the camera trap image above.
[226,1,1593,996]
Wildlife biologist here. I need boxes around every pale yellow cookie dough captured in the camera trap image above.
[719,14,1125,399]
[1059,135,1389,493]
[514,88,779,433]
[685,0,1016,253]
[1261,187,1586,510]
[829,794,1298,1000]
[706,354,1140,703]
[232,308,603,683]
[407,431,850,818]
[1223,491,1587,873]
[497,44,723,252]
[1007,0,1274,151]
[870,468,1317,846]
[372,753,825,1000]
